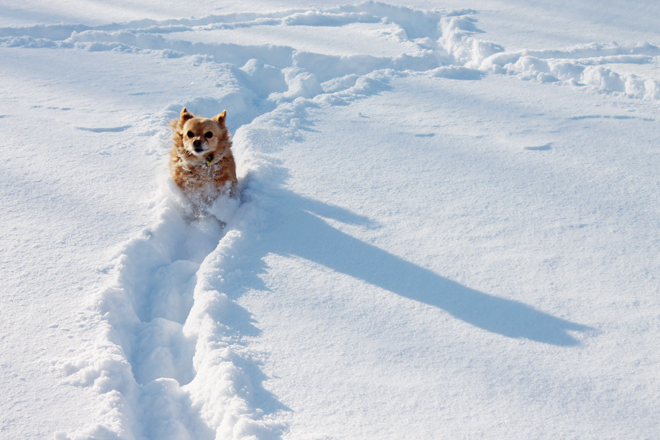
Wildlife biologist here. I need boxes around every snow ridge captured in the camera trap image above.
[438,15,660,99]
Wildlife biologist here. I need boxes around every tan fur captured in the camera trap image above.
[169,107,238,207]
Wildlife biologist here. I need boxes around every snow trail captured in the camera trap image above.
[3,3,660,99]
[63,181,287,439]
[13,2,650,438]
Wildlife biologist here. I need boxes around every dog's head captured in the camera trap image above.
[172,107,231,162]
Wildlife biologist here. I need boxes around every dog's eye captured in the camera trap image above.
[205,132,213,139]
[186,131,195,138]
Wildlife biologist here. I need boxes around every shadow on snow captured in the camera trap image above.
[247,183,591,347]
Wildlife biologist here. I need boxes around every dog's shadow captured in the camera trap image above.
[239,184,592,347]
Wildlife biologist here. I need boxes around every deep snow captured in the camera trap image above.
[1,1,659,439]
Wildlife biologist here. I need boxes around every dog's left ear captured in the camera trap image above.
[181,107,194,122]
[213,110,227,124]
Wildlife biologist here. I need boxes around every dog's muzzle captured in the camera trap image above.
[193,140,205,153]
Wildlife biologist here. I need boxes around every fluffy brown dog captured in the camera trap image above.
[169,107,238,208]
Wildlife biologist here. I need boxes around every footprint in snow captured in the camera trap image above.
[76,125,132,133]
[524,143,552,151]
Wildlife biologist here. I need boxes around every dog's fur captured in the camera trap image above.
[169,107,238,208]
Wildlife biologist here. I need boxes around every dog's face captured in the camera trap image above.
[178,108,230,159]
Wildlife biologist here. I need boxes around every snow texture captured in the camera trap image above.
[2,1,660,439]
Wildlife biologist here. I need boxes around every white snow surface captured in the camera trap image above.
[1,1,660,439]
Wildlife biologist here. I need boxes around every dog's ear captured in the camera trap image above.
[213,110,227,124]
[181,107,194,122]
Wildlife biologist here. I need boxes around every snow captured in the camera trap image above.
[1,1,660,439]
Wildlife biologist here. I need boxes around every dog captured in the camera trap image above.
[169,107,238,210]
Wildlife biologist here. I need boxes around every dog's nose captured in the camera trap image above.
[193,140,203,152]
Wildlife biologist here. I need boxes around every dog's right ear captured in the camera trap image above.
[180,107,194,122]
[212,110,227,124]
